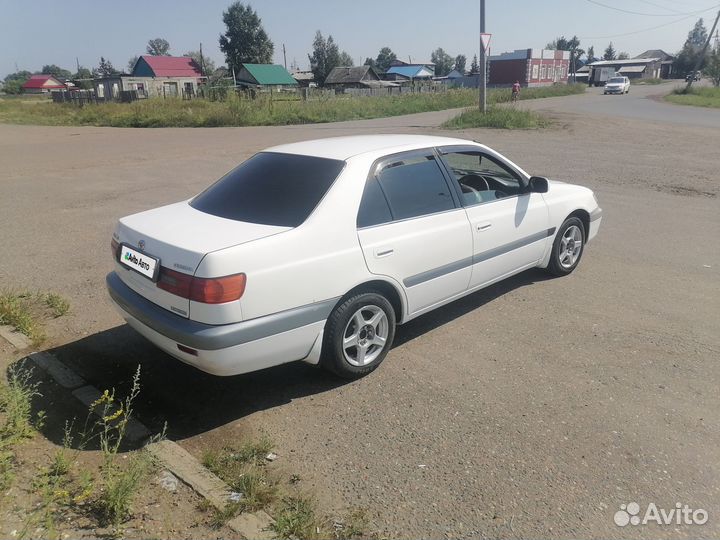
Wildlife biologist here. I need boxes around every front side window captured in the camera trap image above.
[190,152,345,227]
[440,150,523,206]
[375,153,455,221]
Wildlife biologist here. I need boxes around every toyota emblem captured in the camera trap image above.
[138,240,146,251]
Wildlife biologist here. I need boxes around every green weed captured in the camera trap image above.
[442,106,552,129]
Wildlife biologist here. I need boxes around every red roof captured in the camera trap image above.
[138,55,203,77]
[22,74,65,89]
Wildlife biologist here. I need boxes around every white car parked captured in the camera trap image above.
[604,76,630,95]
[107,135,602,378]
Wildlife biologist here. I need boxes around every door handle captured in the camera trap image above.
[374,248,394,258]
[476,222,492,231]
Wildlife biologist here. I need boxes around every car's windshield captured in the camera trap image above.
[190,152,345,227]
[609,77,625,83]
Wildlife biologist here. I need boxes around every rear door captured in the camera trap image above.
[437,146,550,289]
[356,149,473,316]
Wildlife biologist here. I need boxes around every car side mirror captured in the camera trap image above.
[528,176,549,193]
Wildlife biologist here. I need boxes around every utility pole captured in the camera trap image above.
[479,0,487,112]
[76,57,80,73]
[199,42,206,77]
[283,44,287,70]
[685,8,720,92]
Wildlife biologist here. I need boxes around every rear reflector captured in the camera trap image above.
[110,238,119,259]
[158,268,246,304]
[177,344,198,356]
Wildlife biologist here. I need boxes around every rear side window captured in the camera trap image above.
[357,177,393,228]
[190,152,345,227]
[376,155,454,220]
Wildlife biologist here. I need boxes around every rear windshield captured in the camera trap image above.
[190,152,345,227]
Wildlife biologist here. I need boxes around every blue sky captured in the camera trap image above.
[1,0,718,77]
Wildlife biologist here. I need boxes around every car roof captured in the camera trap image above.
[264,134,477,161]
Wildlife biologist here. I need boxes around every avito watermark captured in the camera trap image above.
[614,502,708,527]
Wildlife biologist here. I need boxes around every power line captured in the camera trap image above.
[585,0,719,16]
[579,9,716,39]
[632,0,683,14]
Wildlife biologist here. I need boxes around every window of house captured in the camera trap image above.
[532,64,539,80]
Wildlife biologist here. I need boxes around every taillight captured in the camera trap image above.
[157,268,246,304]
[110,238,119,259]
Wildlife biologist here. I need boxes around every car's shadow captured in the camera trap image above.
[25,268,553,450]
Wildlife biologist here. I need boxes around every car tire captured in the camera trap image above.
[320,292,396,379]
[547,217,586,277]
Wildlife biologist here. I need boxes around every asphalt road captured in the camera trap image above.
[521,80,720,128]
[0,89,718,539]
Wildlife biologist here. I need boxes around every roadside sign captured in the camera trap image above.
[480,33,492,53]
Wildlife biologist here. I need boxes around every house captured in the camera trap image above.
[324,65,397,90]
[489,49,570,87]
[94,55,206,99]
[446,69,465,79]
[384,61,435,81]
[573,65,590,84]
[633,49,674,78]
[22,74,66,93]
[587,51,672,84]
[291,70,315,87]
[236,64,298,89]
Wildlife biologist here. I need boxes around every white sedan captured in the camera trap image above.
[107,135,602,378]
[604,76,630,94]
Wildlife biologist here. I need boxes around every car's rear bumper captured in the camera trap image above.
[106,272,333,376]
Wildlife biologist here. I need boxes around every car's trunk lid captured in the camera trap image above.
[114,201,290,317]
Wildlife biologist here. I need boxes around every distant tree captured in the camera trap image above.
[2,71,32,94]
[674,18,710,77]
[184,51,215,75]
[617,51,630,60]
[375,47,397,72]
[146,38,171,56]
[40,64,72,79]
[431,47,453,76]
[470,54,479,73]
[454,54,467,73]
[603,42,617,61]
[72,66,94,89]
[219,2,274,73]
[2,79,24,94]
[363,57,376,68]
[586,45,596,64]
[704,45,720,86]
[127,56,139,72]
[547,35,585,71]
[308,31,341,84]
[4,70,32,83]
[94,57,118,77]
[338,51,354,67]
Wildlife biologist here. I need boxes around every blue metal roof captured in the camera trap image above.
[386,65,432,77]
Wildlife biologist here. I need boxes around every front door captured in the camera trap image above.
[357,150,473,316]
[438,147,550,289]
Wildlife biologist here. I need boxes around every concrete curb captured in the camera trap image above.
[27,350,276,539]
[0,325,31,350]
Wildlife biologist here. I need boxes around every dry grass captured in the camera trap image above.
[0,290,70,344]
